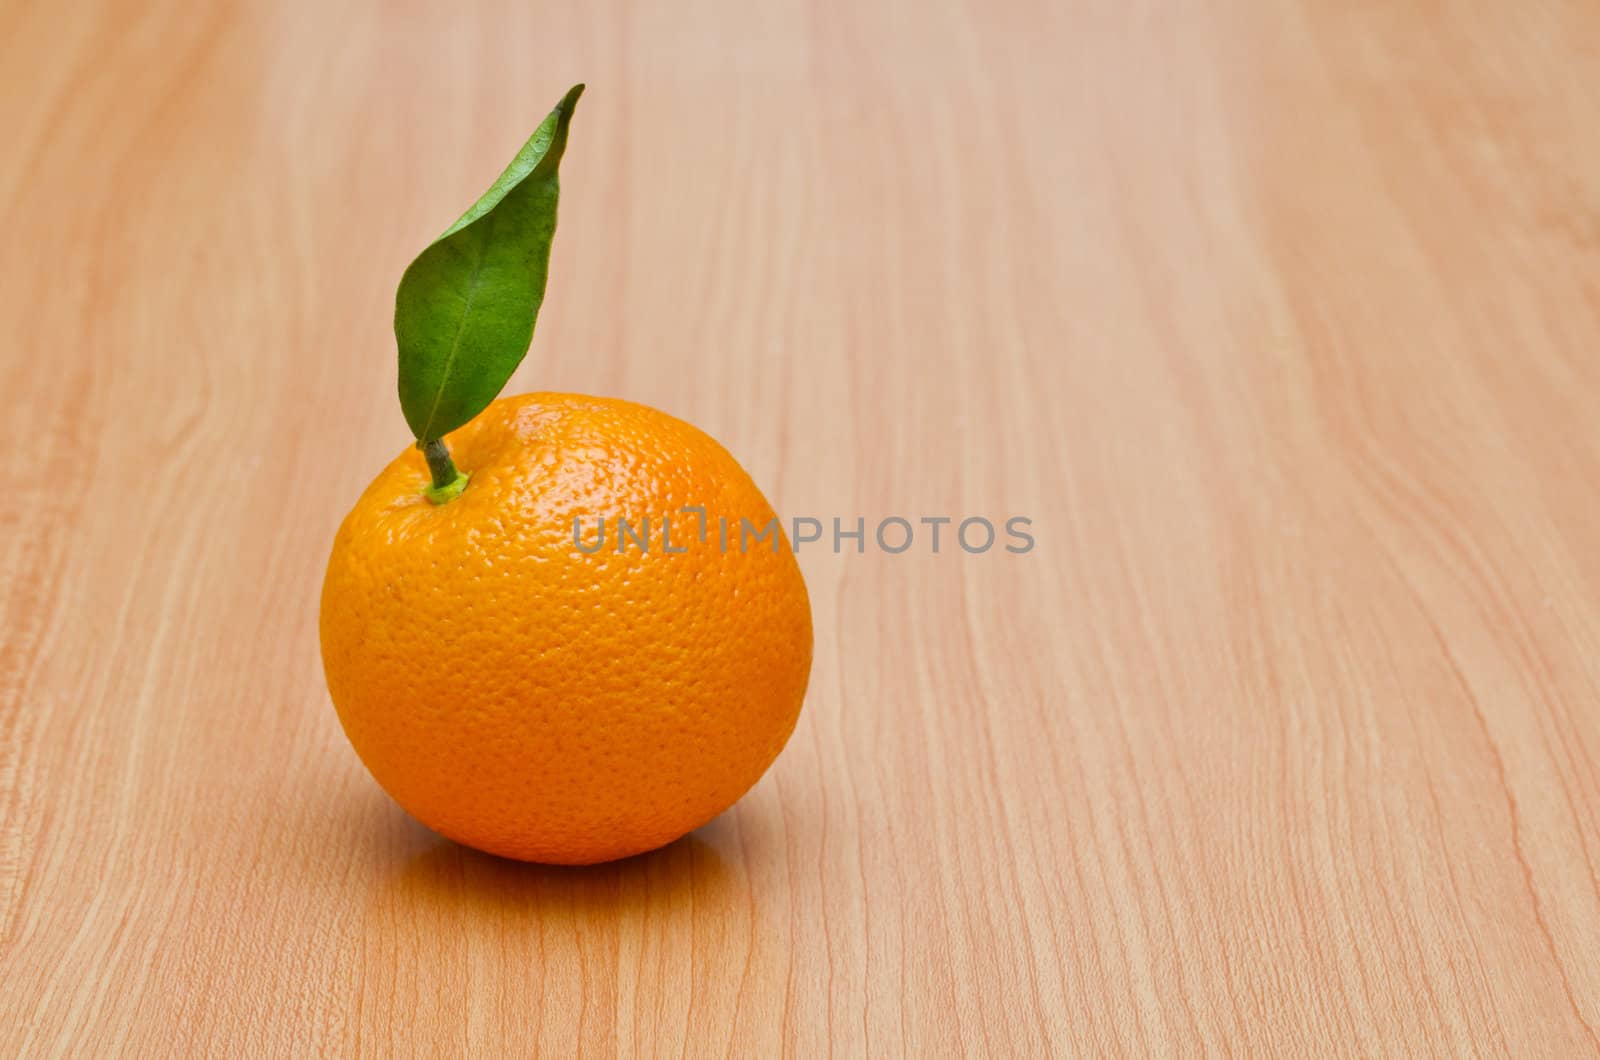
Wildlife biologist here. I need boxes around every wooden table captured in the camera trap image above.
[6,0,1600,1054]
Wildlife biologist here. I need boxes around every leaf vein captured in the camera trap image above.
[419,213,497,440]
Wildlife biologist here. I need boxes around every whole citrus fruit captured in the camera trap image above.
[319,392,812,864]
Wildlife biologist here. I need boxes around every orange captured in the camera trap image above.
[319,392,812,864]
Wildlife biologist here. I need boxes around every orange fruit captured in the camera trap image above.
[319,392,812,864]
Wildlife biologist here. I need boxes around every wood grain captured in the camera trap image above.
[4,0,1600,1054]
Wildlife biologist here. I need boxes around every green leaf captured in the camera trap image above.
[395,84,584,441]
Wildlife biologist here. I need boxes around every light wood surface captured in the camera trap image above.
[5,0,1600,1054]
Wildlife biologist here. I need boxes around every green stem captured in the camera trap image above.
[419,438,469,504]
[420,438,458,488]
